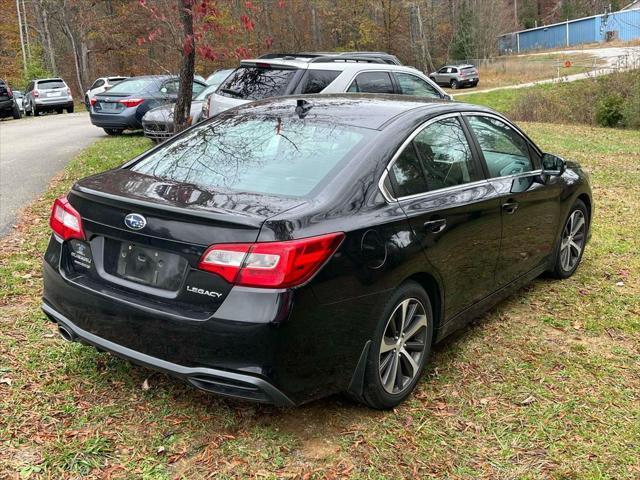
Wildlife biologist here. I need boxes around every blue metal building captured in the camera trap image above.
[499,7,640,54]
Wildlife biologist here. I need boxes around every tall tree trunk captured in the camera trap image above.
[35,0,57,74]
[409,2,435,72]
[311,0,321,49]
[16,0,27,72]
[174,0,195,133]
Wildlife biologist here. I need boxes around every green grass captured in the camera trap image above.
[1,126,639,479]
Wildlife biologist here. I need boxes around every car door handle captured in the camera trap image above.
[424,218,447,234]
[502,201,519,214]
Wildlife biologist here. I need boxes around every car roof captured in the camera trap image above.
[220,94,494,131]
[239,58,426,75]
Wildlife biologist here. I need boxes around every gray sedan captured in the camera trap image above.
[142,84,218,142]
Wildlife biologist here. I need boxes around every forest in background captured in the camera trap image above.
[0,0,627,95]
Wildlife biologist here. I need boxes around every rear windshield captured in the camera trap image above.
[131,115,374,197]
[107,78,159,94]
[217,67,297,100]
[37,80,65,89]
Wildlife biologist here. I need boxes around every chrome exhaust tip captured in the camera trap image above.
[58,324,76,342]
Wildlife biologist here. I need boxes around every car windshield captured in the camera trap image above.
[107,78,160,94]
[132,115,375,197]
[206,69,233,86]
[194,84,219,101]
[217,67,297,100]
[38,80,65,89]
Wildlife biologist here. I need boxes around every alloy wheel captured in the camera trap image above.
[379,298,428,394]
[560,210,586,272]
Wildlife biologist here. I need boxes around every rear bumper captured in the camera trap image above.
[42,302,294,406]
[42,235,377,405]
[35,99,73,109]
[90,110,141,129]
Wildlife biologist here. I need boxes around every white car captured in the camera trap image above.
[204,54,452,119]
[84,76,128,110]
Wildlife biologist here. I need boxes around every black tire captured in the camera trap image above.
[12,104,21,119]
[103,128,124,136]
[549,199,589,279]
[25,102,32,116]
[361,281,433,409]
[450,80,459,89]
[67,105,74,114]
[84,96,90,111]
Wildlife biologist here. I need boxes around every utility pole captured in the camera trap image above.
[16,0,27,73]
[514,0,518,27]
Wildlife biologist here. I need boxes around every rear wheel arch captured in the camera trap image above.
[404,272,443,342]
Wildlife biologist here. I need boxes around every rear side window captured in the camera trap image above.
[132,116,375,198]
[218,67,297,100]
[395,73,441,98]
[390,145,428,197]
[37,80,65,89]
[347,72,394,94]
[299,70,341,94]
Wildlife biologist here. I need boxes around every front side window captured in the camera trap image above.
[299,70,341,94]
[395,73,441,98]
[412,117,479,190]
[467,116,533,178]
[347,72,394,94]
[132,116,375,198]
[218,67,297,100]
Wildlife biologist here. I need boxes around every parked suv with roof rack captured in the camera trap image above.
[23,78,74,115]
[0,79,22,119]
[204,54,451,119]
[429,64,479,89]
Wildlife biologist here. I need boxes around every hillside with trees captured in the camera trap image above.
[1,0,623,95]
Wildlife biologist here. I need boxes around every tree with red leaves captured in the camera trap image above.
[138,0,262,132]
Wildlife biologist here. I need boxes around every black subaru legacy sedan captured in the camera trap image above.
[42,95,592,408]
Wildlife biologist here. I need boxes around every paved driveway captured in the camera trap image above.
[0,112,103,236]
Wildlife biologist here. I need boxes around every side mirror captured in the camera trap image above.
[442,93,454,101]
[542,153,566,175]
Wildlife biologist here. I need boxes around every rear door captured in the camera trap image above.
[346,71,395,94]
[393,72,444,99]
[386,113,502,320]
[463,113,562,286]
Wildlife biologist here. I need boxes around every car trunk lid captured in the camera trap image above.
[61,169,304,318]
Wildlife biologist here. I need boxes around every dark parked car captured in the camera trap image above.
[89,75,206,135]
[0,79,22,119]
[42,95,592,408]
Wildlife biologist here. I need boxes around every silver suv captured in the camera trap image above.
[204,54,451,119]
[429,65,479,89]
[23,78,74,115]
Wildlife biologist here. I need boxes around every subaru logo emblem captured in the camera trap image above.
[124,213,146,230]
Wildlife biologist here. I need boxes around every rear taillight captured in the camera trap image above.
[49,196,85,241]
[119,98,144,108]
[67,88,71,95]
[90,98,97,106]
[6,85,12,97]
[33,89,39,97]
[198,232,345,288]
